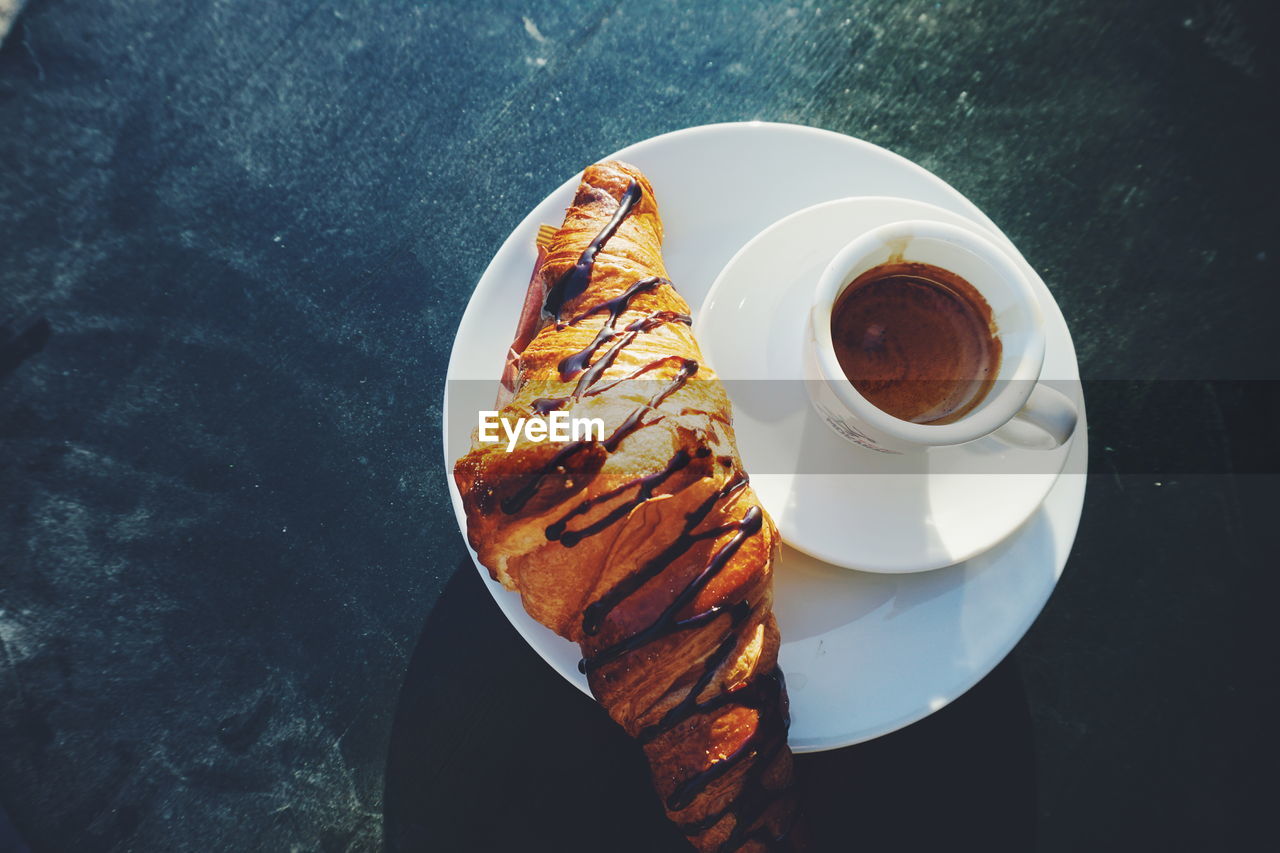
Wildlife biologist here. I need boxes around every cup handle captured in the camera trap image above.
[991,383,1078,450]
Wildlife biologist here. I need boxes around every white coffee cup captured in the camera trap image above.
[804,219,1078,454]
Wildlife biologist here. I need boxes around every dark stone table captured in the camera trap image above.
[1,1,1275,850]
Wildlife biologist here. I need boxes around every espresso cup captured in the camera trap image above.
[804,219,1078,454]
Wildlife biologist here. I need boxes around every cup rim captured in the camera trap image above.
[812,218,1046,446]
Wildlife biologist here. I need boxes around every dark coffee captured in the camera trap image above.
[830,261,1001,425]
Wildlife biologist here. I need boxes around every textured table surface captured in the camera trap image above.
[1,1,1276,851]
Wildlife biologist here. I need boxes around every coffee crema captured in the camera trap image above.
[830,261,1001,425]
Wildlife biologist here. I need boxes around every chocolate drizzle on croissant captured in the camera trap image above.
[542,178,645,324]
[454,161,803,852]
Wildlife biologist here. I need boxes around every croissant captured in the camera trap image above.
[453,161,803,852]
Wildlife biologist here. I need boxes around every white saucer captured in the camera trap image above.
[698,196,1078,573]
[443,122,1088,751]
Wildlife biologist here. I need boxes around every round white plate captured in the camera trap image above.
[698,196,1077,573]
[442,122,1087,752]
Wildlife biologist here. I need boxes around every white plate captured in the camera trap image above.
[442,122,1087,751]
[698,196,1077,573]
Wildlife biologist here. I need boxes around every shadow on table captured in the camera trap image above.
[383,559,1036,852]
